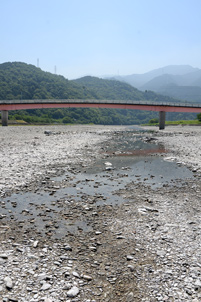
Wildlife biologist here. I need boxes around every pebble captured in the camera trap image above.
[127,265,135,272]
[194,279,201,287]
[0,254,8,259]
[44,298,53,302]
[33,240,39,248]
[67,286,80,297]
[40,283,51,291]
[63,245,72,251]
[63,282,72,290]
[72,272,80,278]
[82,275,93,281]
[38,273,51,281]
[4,276,13,289]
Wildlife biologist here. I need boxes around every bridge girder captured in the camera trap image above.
[1,100,201,128]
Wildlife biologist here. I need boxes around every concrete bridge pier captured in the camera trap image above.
[1,110,8,126]
[159,111,166,130]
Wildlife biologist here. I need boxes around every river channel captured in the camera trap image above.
[1,129,193,238]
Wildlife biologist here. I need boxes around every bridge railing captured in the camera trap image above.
[1,99,201,108]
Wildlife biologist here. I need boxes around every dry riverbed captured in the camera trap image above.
[0,125,201,301]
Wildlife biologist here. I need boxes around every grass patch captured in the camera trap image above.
[144,120,201,126]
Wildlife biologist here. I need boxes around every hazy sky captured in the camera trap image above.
[1,0,201,79]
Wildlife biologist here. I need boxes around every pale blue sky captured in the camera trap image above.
[1,0,201,79]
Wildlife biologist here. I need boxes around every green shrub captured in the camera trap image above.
[149,118,159,124]
[197,113,201,121]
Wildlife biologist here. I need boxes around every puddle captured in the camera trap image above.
[82,156,193,189]
[1,132,194,238]
[1,191,92,238]
[106,139,166,155]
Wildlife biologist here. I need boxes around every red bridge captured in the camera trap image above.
[1,99,201,129]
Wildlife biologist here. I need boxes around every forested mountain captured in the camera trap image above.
[0,62,92,100]
[0,62,197,124]
[73,76,179,103]
[108,65,201,103]
[0,62,179,102]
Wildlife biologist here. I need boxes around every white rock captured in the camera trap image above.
[195,279,201,287]
[82,274,92,281]
[44,298,53,302]
[105,162,112,166]
[38,273,50,281]
[4,276,13,289]
[0,253,8,259]
[127,255,134,261]
[67,286,80,297]
[105,166,113,170]
[33,240,39,248]
[164,156,177,162]
[72,271,80,278]
[41,282,51,291]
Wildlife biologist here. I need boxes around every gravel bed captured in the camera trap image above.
[0,124,201,301]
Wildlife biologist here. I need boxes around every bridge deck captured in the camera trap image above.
[1,99,201,113]
[1,99,201,128]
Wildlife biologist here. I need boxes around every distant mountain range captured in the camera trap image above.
[108,65,201,102]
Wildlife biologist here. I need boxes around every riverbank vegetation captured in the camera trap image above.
[145,118,201,126]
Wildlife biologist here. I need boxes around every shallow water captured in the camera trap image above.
[1,133,193,236]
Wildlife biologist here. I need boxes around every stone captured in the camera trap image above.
[105,162,112,166]
[0,254,8,259]
[127,292,134,302]
[67,286,79,298]
[72,271,80,278]
[41,283,51,291]
[33,240,39,248]
[4,276,13,289]
[38,273,51,281]
[44,131,53,135]
[128,265,135,272]
[195,279,201,287]
[82,274,93,281]
[89,246,97,252]
[44,298,53,302]
[63,245,72,251]
[105,166,113,171]
[63,282,72,290]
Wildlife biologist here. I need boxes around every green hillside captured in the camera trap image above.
[74,76,180,103]
[0,62,92,100]
[74,76,143,100]
[0,62,197,124]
